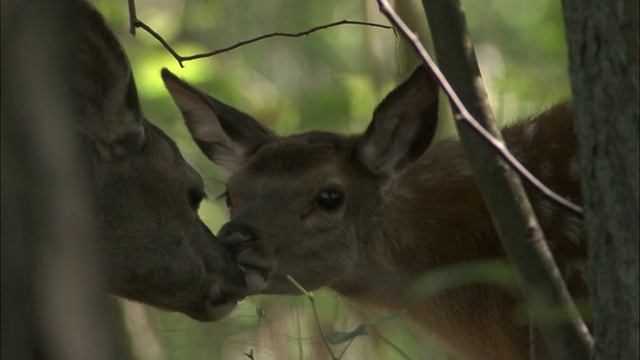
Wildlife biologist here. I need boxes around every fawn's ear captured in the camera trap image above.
[73,0,145,161]
[162,69,276,173]
[356,65,439,176]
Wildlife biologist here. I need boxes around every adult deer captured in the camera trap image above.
[69,0,246,321]
[162,66,587,358]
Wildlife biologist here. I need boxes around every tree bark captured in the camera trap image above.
[1,0,127,358]
[561,0,640,358]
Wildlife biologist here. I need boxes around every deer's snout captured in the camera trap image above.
[217,222,271,295]
[218,222,259,253]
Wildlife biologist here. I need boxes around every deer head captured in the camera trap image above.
[72,0,246,321]
[163,64,588,358]
[161,66,439,295]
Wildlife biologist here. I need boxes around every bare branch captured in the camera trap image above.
[179,20,392,63]
[244,349,255,360]
[133,18,392,68]
[127,0,136,36]
[287,275,338,360]
[373,333,414,360]
[135,20,185,67]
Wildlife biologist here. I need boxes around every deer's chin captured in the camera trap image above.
[180,297,237,322]
[203,299,238,321]
[244,268,268,294]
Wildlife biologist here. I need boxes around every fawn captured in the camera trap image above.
[163,65,587,358]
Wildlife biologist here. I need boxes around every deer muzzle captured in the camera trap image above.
[218,222,272,295]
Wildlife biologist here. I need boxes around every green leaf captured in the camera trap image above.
[325,310,405,344]
[410,259,518,299]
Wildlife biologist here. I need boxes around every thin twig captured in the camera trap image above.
[336,337,355,360]
[244,349,254,360]
[180,20,392,62]
[127,0,136,36]
[310,297,337,360]
[135,20,186,67]
[376,0,583,217]
[374,333,414,360]
[134,19,392,68]
[294,304,304,360]
[287,274,312,297]
[287,275,338,360]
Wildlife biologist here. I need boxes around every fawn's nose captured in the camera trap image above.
[217,222,269,295]
[217,222,259,254]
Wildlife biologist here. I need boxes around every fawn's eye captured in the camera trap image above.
[316,189,343,210]
[188,189,206,210]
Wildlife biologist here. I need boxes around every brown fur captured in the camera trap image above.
[164,66,587,358]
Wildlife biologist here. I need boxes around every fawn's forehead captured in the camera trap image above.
[244,131,355,177]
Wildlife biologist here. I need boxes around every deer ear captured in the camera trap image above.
[162,69,276,173]
[356,65,440,176]
[74,1,145,161]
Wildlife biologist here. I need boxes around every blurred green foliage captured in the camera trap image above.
[93,0,571,358]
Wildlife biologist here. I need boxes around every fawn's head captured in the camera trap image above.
[162,66,439,294]
[72,0,245,320]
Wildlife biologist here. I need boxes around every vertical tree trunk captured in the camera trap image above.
[561,0,639,358]
[1,1,127,358]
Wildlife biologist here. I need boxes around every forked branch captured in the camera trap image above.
[287,275,339,360]
[127,0,392,68]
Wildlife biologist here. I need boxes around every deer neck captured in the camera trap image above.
[331,137,505,311]
[329,138,523,359]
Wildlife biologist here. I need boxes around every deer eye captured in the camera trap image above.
[316,189,343,210]
[188,189,206,210]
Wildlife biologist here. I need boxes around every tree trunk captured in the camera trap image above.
[1,1,128,358]
[561,0,640,358]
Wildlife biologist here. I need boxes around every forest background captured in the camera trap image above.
[94,0,571,359]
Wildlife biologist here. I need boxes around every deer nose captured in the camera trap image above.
[217,222,258,253]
